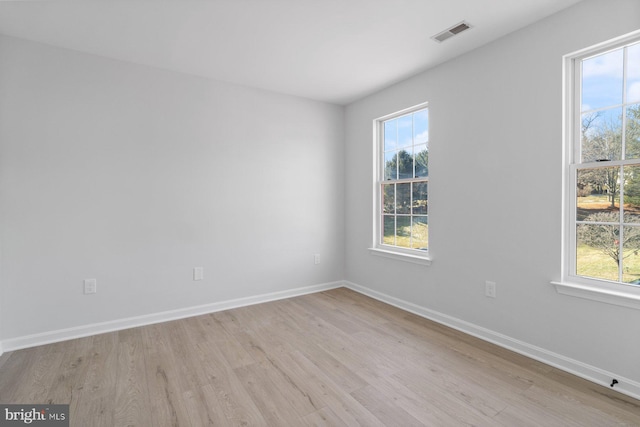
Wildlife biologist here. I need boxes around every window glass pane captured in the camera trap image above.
[572,40,640,286]
[412,216,428,250]
[626,104,640,159]
[414,144,428,178]
[623,165,640,223]
[622,225,640,284]
[413,110,428,143]
[382,184,395,214]
[379,107,429,252]
[397,149,413,179]
[384,150,397,180]
[627,42,640,104]
[397,115,413,149]
[383,215,395,245]
[576,223,620,281]
[396,183,411,214]
[581,48,623,111]
[384,120,397,151]
[412,182,428,214]
[581,107,622,162]
[577,167,620,222]
[396,216,411,248]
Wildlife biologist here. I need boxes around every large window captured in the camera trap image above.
[564,34,640,294]
[373,104,429,261]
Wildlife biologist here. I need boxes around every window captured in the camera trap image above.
[558,32,640,307]
[371,104,430,263]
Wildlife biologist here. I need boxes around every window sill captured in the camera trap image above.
[368,247,432,266]
[551,281,640,310]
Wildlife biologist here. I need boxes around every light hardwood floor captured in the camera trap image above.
[1,287,639,426]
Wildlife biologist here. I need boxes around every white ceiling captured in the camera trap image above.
[0,0,583,105]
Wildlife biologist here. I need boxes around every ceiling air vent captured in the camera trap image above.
[431,21,472,43]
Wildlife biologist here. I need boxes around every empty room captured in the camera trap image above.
[1,0,640,425]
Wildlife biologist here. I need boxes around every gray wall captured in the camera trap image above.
[0,35,345,339]
[345,0,640,387]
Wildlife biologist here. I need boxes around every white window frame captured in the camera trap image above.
[553,30,640,309]
[369,102,431,266]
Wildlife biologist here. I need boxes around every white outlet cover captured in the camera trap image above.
[485,281,496,298]
[84,278,97,294]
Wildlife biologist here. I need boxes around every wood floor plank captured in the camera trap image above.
[45,336,94,411]
[72,332,118,427]
[139,321,194,427]
[531,365,640,423]
[253,356,322,417]
[361,369,473,426]
[113,328,152,427]
[350,384,425,426]
[425,346,534,409]
[144,346,193,427]
[181,387,223,427]
[162,320,207,391]
[301,406,347,427]
[0,287,638,426]
[199,380,267,426]
[282,301,405,383]
[1,345,64,404]
[0,349,28,402]
[299,343,370,394]
[284,349,386,427]
[193,314,255,369]
[492,401,583,427]
[293,294,373,335]
[520,384,617,426]
[182,321,267,425]
[233,361,301,425]
[0,351,13,371]
[391,366,505,425]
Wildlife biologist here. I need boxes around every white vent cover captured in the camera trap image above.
[431,21,472,43]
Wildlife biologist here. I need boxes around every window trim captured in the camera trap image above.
[370,102,431,264]
[555,30,640,309]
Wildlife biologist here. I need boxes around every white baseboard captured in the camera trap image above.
[344,280,640,401]
[1,281,343,353]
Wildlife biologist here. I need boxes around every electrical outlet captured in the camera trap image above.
[194,267,204,281]
[314,254,320,265]
[84,279,97,294]
[485,281,496,298]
